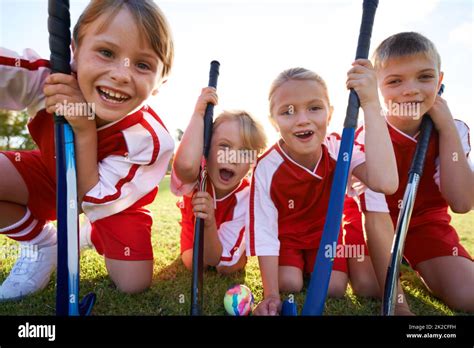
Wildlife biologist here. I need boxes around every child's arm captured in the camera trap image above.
[429,98,474,212]
[173,87,218,184]
[0,47,50,116]
[74,128,98,205]
[246,162,282,315]
[347,59,399,195]
[253,256,281,316]
[44,74,174,221]
[43,73,98,204]
[364,211,412,314]
[191,191,222,266]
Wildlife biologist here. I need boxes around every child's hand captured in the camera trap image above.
[426,95,453,132]
[44,73,95,134]
[193,87,218,118]
[191,191,215,226]
[346,59,379,109]
[253,295,281,316]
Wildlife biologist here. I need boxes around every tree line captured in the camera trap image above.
[0,109,36,151]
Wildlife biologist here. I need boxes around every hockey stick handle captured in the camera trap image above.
[355,0,379,60]
[48,0,71,125]
[344,0,379,129]
[203,61,220,158]
[409,84,445,176]
[302,1,379,316]
[190,60,220,316]
[48,0,71,74]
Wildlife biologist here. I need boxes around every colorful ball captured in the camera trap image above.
[223,284,254,316]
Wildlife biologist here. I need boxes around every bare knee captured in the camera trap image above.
[327,271,348,298]
[114,274,152,294]
[417,256,474,313]
[279,278,303,293]
[328,283,347,298]
[350,276,380,298]
[181,250,216,273]
[106,259,153,294]
[181,250,193,271]
[439,289,474,313]
[348,258,380,298]
[279,267,303,293]
[216,256,246,275]
[0,154,28,203]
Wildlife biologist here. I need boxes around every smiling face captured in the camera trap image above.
[207,119,252,199]
[377,53,443,127]
[270,79,332,170]
[72,8,164,126]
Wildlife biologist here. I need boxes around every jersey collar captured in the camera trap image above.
[276,140,324,179]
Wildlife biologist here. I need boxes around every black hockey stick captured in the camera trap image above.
[382,84,445,316]
[190,61,220,315]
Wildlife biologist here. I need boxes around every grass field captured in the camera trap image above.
[0,175,472,316]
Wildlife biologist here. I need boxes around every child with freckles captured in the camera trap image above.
[0,0,174,300]
[171,87,267,274]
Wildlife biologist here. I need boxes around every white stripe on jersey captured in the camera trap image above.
[0,48,49,116]
[246,148,283,256]
[218,186,248,267]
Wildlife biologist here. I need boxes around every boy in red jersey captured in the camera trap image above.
[345,32,474,314]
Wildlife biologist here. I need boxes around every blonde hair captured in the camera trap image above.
[73,0,174,77]
[268,67,331,116]
[372,32,441,71]
[213,110,267,154]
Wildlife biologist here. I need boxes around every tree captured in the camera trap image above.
[0,109,36,150]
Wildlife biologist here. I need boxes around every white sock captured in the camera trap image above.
[0,209,55,248]
[22,223,57,248]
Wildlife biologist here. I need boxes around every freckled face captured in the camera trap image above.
[73,8,164,126]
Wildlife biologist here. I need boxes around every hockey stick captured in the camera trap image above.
[382,84,445,316]
[294,0,379,316]
[190,61,220,316]
[49,0,96,316]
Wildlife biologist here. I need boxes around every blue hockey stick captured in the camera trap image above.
[190,61,220,316]
[49,0,96,316]
[290,0,379,316]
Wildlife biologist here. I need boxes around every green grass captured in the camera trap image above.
[0,175,472,316]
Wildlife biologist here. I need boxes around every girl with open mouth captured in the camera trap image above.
[172,88,267,274]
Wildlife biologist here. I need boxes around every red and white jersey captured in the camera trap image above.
[351,119,473,226]
[247,135,365,256]
[0,48,50,116]
[171,172,249,266]
[0,48,175,222]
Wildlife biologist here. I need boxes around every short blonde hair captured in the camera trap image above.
[268,67,331,116]
[73,0,174,77]
[213,110,267,154]
[373,32,441,71]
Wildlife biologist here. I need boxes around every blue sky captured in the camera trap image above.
[1,0,472,143]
